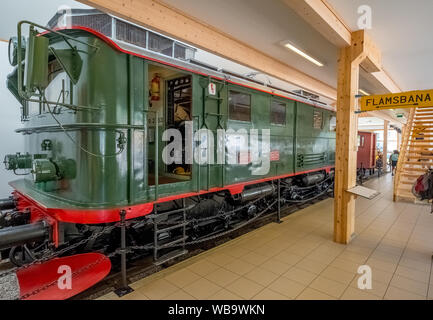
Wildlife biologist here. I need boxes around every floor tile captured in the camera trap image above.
[384,286,426,300]
[309,276,347,298]
[136,278,179,300]
[390,274,428,297]
[267,277,306,299]
[240,251,270,266]
[225,245,250,258]
[224,258,256,276]
[252,288,289,300]
[244,267,280,287]
[207,289,243,300]
[296,288,336,300]
[226,277,264,299]
[162,289,196,300]
[320,265,356,285]
[260,258,291,275]
[341,287,381,300]
[205,267,240,287]
[395,265,431,283]
[183,278,222,299]
[164,268,201,288]
[273,251,304,266]
[187,260,220,277]
[282,266,318,286]
[206,252,236,267]
[296,258,329,274]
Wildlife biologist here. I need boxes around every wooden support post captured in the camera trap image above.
[334,46,358,244]
[383,120,389,171]
[334,30,381,244]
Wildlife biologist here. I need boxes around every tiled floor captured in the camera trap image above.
[98,173,433,300]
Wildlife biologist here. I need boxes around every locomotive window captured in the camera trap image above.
[313,110,323,129]
[270,100,286,125]
[229,91,251,122]
[148,32,174,56]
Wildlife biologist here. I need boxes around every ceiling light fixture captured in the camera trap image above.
[282,42,324,67]
[359,89,370,96]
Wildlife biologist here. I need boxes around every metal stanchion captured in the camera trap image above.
[114,209,133,297]
[276,179,282,224]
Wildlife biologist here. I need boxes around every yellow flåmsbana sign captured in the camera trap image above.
[360,89,433,112]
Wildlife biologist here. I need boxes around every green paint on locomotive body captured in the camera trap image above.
[9,29,335,210]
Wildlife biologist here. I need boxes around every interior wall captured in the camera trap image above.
[0,42,24,197]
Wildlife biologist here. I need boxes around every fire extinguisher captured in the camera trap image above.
[151,73,160,101]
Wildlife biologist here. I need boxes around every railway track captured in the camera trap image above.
[75,193,332,300]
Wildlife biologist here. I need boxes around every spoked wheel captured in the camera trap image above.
[9,244,37,266]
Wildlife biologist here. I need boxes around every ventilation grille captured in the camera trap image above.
[71,14,112,37]
[148,32,174,56]
[116,19,147,48]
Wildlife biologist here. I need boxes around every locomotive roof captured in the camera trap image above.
[46,21,335,111]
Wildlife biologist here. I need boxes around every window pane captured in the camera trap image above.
[270,100,286,125]
[313,110,323,129]
[229,91,251,122]
[116,19,146,48]
[148,32,173,56]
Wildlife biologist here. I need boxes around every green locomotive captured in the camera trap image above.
[0,12,335,271]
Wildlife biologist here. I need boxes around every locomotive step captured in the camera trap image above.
[154,249,188,266]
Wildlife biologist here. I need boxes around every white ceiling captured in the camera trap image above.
[0,0,90,40]
[328,0,433,91]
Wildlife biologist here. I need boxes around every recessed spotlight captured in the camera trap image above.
[282,42,324,67]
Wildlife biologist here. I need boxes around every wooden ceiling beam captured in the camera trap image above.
[282,0,351,47]
[77,0,337,100]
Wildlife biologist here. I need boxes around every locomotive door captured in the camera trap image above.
[196,77,227,191]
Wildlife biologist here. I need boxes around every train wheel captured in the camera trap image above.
[9,244,36,266]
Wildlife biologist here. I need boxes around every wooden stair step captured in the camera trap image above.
[400,167,428,172]
[401,172,422,177]
[410,139,433,141]
[406,154,433,159]
[416,108,433,112]
[396,192,416,200]
[400,180,415,185]
[415,113,433,116]
[403,161,433,165]
[409,145,433,148]
[414,117,433,120]
[397,184,413,190]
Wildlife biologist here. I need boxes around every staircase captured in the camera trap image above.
[394,106,433,202]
